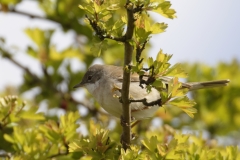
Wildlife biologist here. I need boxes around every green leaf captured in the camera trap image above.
[18,108,45,120]
[69,128,116,159]
[152,79,164,88]
[135,27,151,44]
[25,28,54,48]
[160,90,168,103]
[141,136,159,152]
[156,49,172,63]
[0,0,20,5]
[226,146,239,160]
[26,46,38,58]
[69,141,83,153]
[120,146,142,160]
[112,19,125,31]
[151,22,168,34]
[3,126,51,158]
[154,49,172,75]
[157,143,168,157]
[91,39,108,56]
[152,1,176,19]
[147,57,154,67]
[169,96,197,118]
[3,134,15,143]
[169,96,196,106]
[60,111,80,141]
[167,77,182,97]
[25,28,44,47]
[121,16,127,23]
[165,63,188,78]
[111,19,125,37]
[39,120,62,142]
[49,46,84,61]
[79,2,95,15]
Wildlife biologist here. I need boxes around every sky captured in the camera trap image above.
[0,0,240,91]
[149,0,240,64]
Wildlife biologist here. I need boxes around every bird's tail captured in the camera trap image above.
[185,79,230,91]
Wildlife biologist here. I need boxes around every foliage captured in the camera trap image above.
[183,61,240,135]
[0,0,239,159]
[0,96,239,159]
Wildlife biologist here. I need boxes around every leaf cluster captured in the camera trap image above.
[1,95,239,159]
[0,95,81,159]
[68,123,240,160]
[79,0,175,58]
[131,50,197,118]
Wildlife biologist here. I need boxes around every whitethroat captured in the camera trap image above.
[74,64,230,120]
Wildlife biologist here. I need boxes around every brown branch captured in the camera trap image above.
[136,39,148,63]
[139,75,156,88]
[133,4,144,13]
[130,98,162,106]
[1,48,40,82]
[0,153,10,158]
[0,8,51,21]
[0,8,72,29]
[121,1,135,150]
[0,100,15,130]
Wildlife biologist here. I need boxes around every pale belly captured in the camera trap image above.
[88,80,161,120]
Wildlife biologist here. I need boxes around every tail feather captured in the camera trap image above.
[186,79,230,91]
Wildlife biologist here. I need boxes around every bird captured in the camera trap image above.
[74,64,230,120]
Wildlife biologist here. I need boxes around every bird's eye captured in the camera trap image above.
[87,75,93,81]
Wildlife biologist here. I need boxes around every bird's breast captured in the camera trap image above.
[84,79,161,119]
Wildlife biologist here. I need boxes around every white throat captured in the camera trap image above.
[85,82,99,94]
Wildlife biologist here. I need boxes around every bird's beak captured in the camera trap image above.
[73,82,84,89]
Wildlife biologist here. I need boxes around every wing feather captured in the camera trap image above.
[102,65,229,90]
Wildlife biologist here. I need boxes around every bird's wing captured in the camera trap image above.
[105,65,229,90]
[109,67,180,87]
[105,65,140,82]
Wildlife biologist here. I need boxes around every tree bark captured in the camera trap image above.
[121,1,135,150]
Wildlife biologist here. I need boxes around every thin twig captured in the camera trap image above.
[133,4,144,13]
[0,8,73,29]
[0,153,11,158]
[136,40,148,63]
[131,120,140,128]
[85,15,125,42]
[1,49,40,82]
[0,101,15,130]
[130,98,162,106]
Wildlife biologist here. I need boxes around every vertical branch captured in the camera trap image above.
[121,1,135,150]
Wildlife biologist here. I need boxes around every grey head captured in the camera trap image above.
[73,64,105,88]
